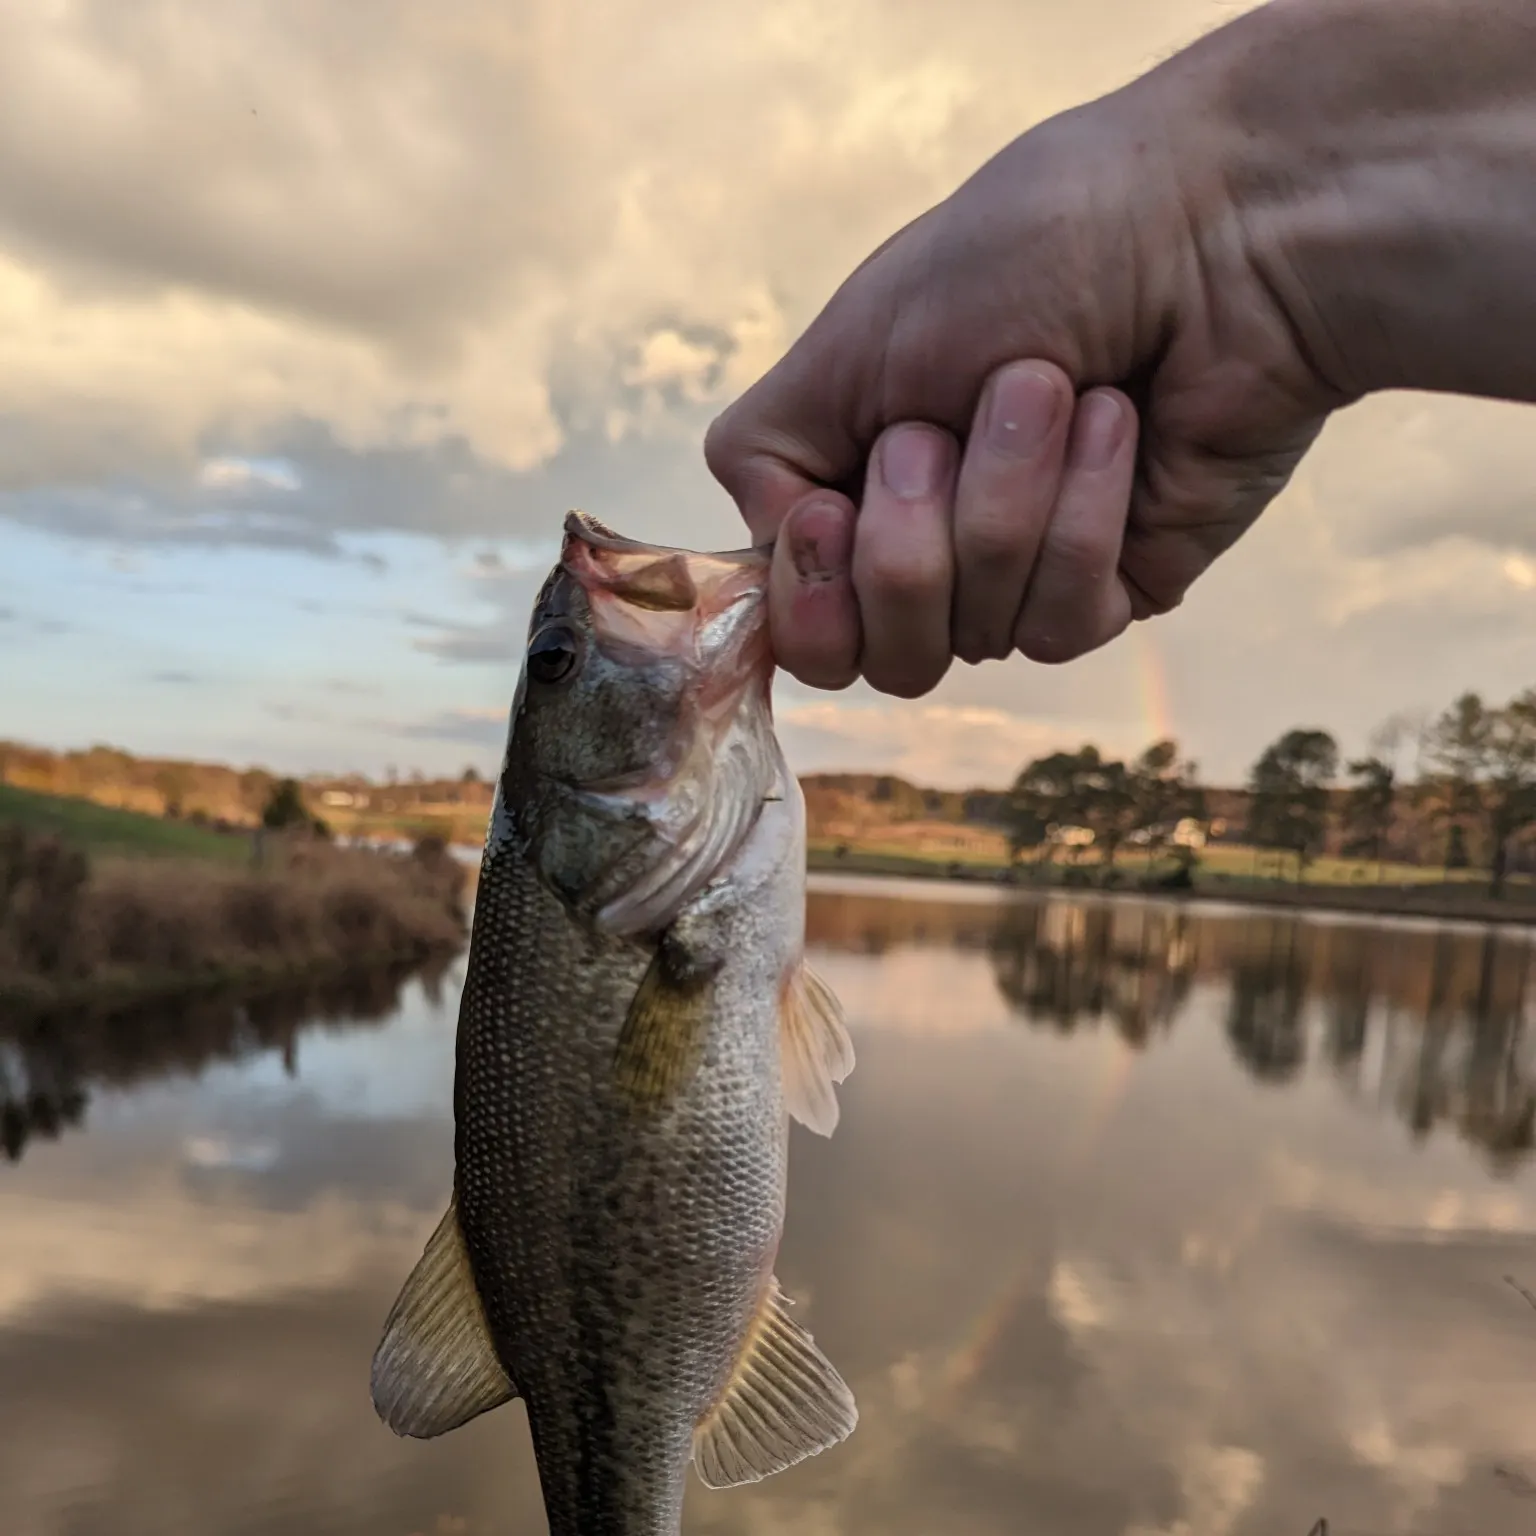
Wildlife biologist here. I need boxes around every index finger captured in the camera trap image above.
[704,302,881,542]
[703,428,826,545]
[705,383,864,543]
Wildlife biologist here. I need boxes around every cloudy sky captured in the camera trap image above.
[4,0,1536,789]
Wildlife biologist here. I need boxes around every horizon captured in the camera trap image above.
[5,0,1536,791]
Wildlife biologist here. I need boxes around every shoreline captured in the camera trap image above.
[0,941,465,1020]
[806,849,1536,930]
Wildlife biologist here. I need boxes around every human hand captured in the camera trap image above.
[704,6,1351,698]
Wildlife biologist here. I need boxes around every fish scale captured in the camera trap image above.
[370,513,858,1536]
[455,839,785,1535]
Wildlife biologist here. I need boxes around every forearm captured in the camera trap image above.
[1175,0,1536,403]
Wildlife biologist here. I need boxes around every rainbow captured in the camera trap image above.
[1130,622,1174,748]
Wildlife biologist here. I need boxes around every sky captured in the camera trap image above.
[3,0,1536,790]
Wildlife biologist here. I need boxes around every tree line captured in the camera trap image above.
[1006,687,1536,896]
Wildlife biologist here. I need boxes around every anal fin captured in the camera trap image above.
[370,1195,516,1439]
[693,1276,858,1488]
[780,960,855,1136]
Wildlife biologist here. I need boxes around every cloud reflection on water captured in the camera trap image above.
[1,879,1534,1532]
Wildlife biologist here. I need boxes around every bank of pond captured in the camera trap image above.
[808,843,1536,929]
[0,821,469,1014]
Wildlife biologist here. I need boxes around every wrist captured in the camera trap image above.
[1170,0,1536,403]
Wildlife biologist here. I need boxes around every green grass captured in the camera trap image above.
[810,834,1524,891]
[0,783,248,864]
[1195,842,1507,887]
[808,837,1536,922]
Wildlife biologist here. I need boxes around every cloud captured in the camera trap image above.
[0,0,1242,516]
[4,0,1536,791]
[0,603,72,637]
[778,694,1139,788]
[1306,394,1536,561]
[394,707,509,748]
[411,625,520,664]
[196,455,301,493]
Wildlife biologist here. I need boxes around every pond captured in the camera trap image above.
[4,876,1536,1534]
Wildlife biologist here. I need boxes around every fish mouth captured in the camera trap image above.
[561,510,770,619]
[563,509,769,567]
[557,509,773,686]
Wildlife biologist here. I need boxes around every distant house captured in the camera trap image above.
[1170,817,1207,849]
[1046,824,1096,849]
[1127,818,1210,850]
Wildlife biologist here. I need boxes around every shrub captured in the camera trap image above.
[0,827,469,994]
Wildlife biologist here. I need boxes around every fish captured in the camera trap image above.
[370,510,858,1535]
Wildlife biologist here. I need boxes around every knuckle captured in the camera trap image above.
[1120,557,1185,618]
[862,655,950,700]
[858,547,946,605]
[955,511,1029,567]
[774,629,858,690]
[701,410,738,481]
[1015,621,1086,666]
[1044,526,1114,582]
[953,626,1013,666]
[791,660,859,692]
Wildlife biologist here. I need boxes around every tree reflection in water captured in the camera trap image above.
[0,959,452,1164]
[807,882,1536,1175]
[987,897,1197,1048]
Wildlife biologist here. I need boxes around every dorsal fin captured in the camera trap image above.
[779,960,855,1136]
[370,1196,517,1438]
[692,1276,858,1488]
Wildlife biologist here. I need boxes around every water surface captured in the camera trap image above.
[5,878,1536,1534]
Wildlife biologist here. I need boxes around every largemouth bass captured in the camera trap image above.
[371,511,858,1534]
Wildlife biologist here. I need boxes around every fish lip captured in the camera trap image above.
[563,509,771,568]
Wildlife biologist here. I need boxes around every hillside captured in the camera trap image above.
[801,774,1012,863]
[0,783,248,864]
[0,739,495,848]
[0,740,1481,874]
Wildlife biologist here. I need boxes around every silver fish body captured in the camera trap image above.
[372,512,857,1536]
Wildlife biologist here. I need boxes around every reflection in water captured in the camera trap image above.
[0,959,451,1163]
[986,898,1197,1047]
[3,877,1536,1534]
[807,882,1536,1177]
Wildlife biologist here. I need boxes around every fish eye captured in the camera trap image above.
[527,625,580,686]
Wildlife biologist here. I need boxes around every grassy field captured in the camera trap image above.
[808,836,1536,924]
[0,787,470,1012]
[809,833,1515,887]
[321,805,489,849]
[0,783,249,864]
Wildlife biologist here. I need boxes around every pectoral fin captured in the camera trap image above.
[370,1196,516,1439]
[692,1276,858,1488]
[780,960,855,1136]
[614,941,719,1109]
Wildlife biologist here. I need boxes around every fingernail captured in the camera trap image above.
[984,365,1060,458]
[787,500,852,582]
[879,425,949,500]
[1071,392,1125,471]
